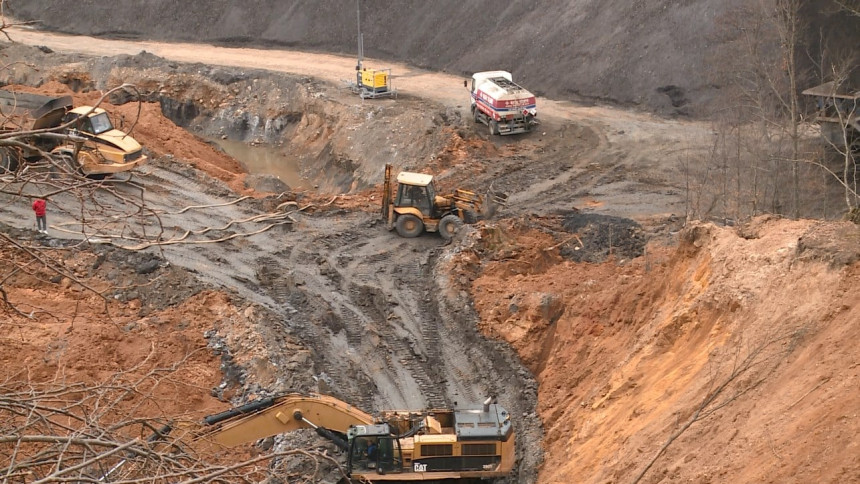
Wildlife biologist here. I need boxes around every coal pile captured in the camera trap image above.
[560,212,646,263]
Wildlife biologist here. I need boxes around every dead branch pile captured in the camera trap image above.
[0,368,346,483]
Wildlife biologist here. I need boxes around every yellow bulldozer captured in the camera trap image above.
[381,164,506,240]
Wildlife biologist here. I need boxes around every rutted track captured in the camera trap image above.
[56,157,532,422]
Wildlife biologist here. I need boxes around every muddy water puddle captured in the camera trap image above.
[209,137,308,189]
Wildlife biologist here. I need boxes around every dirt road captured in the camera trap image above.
[9,24,712,184]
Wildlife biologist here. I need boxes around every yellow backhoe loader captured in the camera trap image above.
[381,164,506,240]
[166,393,515,483]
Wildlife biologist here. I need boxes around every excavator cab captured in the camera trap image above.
[347,424,403,475]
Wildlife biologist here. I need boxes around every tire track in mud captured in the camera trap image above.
[235,206,456,411]
[334,233,451,409]
[267,218,377,412]
[125,167,475,413]
[489,115,694,224]
[100,163,277,305]
[247,210,490,412]
[490,119,610,217]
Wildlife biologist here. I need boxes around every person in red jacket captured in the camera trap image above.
[32,198,47,234]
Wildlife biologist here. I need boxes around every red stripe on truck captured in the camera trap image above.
[476,90,535,109]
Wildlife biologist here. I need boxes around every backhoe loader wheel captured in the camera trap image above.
[395,214,424,238]
[439,214,463,241]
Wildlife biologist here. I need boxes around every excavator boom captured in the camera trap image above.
[194,393,373,449]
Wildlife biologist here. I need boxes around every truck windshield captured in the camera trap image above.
[87,112,114,135]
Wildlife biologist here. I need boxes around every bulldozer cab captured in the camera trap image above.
[395,172,436,217]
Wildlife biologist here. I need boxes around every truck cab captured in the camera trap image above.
[60,106,147,177]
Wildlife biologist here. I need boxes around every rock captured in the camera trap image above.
[136,260,160,274]
[244,174,290,194]
[208,68,250,85]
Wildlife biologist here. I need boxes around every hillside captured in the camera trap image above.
[10,0,856,115]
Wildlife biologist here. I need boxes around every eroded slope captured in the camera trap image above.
[457,217,859,482]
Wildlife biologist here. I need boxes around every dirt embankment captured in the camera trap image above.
[0,231,230,423]
[453,217,860,483]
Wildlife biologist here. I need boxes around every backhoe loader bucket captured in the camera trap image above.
[453,188,481,204]
[489,189,508,206]
[481,185,508,219]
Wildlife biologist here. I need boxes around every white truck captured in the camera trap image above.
[469,71,538,136]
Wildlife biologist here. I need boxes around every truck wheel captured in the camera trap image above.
[439,214,464,240]
[0,147,18,173]
[395,214,424,238]
[472,105,480,123]
[489,120,499,136]
[50,153,81,179]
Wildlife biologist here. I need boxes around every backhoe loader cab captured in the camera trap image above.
[382,164,495,241]
[396,171,437,216]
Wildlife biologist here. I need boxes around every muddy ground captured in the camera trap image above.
[0,30,858,484]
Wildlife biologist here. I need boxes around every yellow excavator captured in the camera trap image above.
[171,393,515,482]
[381,164,506,240]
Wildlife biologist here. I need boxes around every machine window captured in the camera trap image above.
[88,112,114,135]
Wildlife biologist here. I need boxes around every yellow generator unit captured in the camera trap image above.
[361,69,388,91]
[356,67,396,99]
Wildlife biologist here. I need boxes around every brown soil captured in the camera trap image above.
[0,238,229,422]
[459,218,860,483]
